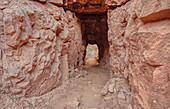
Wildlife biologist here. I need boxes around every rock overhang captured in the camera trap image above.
[65,0,107,14]
[40,0,107,14]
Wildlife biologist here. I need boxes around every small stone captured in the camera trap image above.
[88,81,93,84]
[101,86,108,96]
[108,84,115,93]
[49,0,63,6]
[110,78,116,83]
[74,68,79,72]
[153,100,157,103]
[118,92,125,100]
[11,88,22,95]
[65,98,80,107]
[73,98,80,107]
[82,70,88,75]
[115,78,120,81]
[101,82,110,96]
[104,96,112,101]
[3,1,9,5]
[128,104,132,109]
[76,74,82,78]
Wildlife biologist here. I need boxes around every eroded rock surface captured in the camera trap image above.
[108,0,170,108]
[0,0,83,97]
[0,0,170,109]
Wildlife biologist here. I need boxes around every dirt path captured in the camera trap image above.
[0,58,132,109]
[0,60,113,109]
[37,65,110,109]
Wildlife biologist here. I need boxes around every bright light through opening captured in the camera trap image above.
[84,43,99,67]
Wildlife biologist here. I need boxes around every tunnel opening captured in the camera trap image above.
[76,13,110,70]
[84,43,99,68]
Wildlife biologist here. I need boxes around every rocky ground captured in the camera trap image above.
[0,59,132,109]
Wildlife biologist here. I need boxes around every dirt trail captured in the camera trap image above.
[0,59,112,109]
[38,63,110,109]
[0,58,132,109]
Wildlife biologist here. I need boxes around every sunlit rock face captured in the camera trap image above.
[0,0,83,97]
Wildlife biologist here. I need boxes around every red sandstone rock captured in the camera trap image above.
[0,0,170,109]
[106,0,129,6]
[133,0,170,23]
[37,0,47,2]
[108,0,170,108]
[49,0,63,5]
[0,0,83,97]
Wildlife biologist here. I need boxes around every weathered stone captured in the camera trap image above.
[65,0,107,14]
[101,81,110,96]
[74,68,79,72]
[0,0,84,97]
[106,0,129,6]
[108,0,170,108]
[65,98,80,108]
[118,92,125,100]
[49,0,63,5]
[128,104,132,109]
[133,0,170,23]
[104,96,113,101]
[108,84,115,93]
[0,0,169,109]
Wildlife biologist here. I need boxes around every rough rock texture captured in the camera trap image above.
[101,77,132,108]
[133,0,170,23]
[35,0,107,14]
[106,0,129,6]
[49,0,63,6]
[108,0,170,108]
[66,11,84,77]
[0,0,170,109]
[65,0,107,14]
[0,0,83,97]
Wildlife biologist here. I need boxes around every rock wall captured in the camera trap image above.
[0,0,83,97]
[0,0,170,108]
[108,0,170,108]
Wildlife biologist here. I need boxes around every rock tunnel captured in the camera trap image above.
[65,0,110,69]
[76,13,110,68]
[0,0,170,109]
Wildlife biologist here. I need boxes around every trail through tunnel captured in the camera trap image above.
[76,13,110,70]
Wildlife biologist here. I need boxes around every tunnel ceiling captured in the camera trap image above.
[41,0,130,14]
[64,0,107,14]
[77,14,108,45]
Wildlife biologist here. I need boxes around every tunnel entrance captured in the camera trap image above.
[76,13,110,70]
